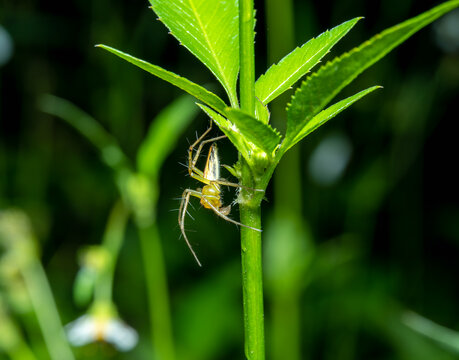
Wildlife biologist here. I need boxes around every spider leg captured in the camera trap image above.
[187,123,213,176]
[202,198,262,232]
[212,178,265,192]
[178,189,203,267]
[191,136,226,168]
[189,135,227,178]
[188,173,262,193]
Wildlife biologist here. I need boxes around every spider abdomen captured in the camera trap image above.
[201,183,222,209]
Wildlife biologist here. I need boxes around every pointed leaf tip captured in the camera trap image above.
[97,44,228,113]
[283,86,381,152]
[255,17,362,105]
[281,0,459,153]
[292,0,459,132]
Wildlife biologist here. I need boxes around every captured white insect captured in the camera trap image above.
[178,122,262,266]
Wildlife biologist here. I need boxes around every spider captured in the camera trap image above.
[178,122,262,266]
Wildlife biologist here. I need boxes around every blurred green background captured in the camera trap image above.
[1,0,459,359]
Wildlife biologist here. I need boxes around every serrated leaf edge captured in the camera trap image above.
[256,17,362,105]
[287,0,459,113]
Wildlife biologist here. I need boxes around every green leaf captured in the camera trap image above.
[255,17,361,105]
[285,86,381,151]
[197,103,252,164]
[225,108,281,156]
[149,0,239,105]
[285,0,459,145]
[198,105,280,171]
[96,44,228,114]
[137,96,199,177]
[255,99,270,124]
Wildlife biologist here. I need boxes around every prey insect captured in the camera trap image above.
[178,122,262,266]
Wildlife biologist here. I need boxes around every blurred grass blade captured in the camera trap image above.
[255,17,361,106]
[285,0,459,146]
[0,297,38,360]
[225,108,281,156]
[0,210,75,360]
[403,311,459,354]
[149,0,239,106]
[137,96,199,177]
[39,94,128,171]
[97,45,228,114]
[284,86,381,152]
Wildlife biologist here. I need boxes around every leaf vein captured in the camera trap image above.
[186,0,231,90]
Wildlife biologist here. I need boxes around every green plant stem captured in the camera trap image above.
[21,261,75,360]
[239,0,265,359]
[94,200,130,304]
[239,201,265,360]
[239,0,255,115]
[138,221,175,360]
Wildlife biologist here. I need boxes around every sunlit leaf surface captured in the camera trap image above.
[286,86,381,151]
[225,108,281,156]
[150,0,239,104]
[255,18,361,105]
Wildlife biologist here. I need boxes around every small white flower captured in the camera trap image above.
[65,303,138,352]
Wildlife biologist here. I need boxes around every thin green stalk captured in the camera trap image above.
[94,200,130,304]
[265,0,304,359]
[21,261,75,360]
[265,0,302,213]
[138,221,175,360]
[239,1,265,359]
[239,0,256,115]
[240,202,265,360]
[39,94,177,360]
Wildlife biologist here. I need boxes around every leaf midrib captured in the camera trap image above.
[259,59,309,104]
[259,33,337,104]
[187,0,231,91]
